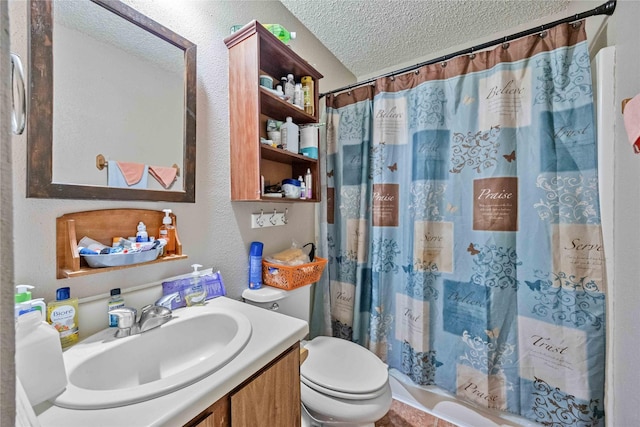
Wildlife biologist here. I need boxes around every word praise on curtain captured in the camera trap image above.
[321,22,606,426]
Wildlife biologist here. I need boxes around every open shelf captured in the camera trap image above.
[56,208,187,279]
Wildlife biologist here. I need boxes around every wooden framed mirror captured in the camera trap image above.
[27,0,196,202]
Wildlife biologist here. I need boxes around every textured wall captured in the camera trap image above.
[1,1,15,425]
[7,0,354,336]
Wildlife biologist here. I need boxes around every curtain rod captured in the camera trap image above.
[320,0,616,98]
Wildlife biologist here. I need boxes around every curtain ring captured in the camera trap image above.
[390,75,395,81]
[539,30,547,38]
[468,53,476,60]
[502,42,510,49]
[347,91,352,96]
[440,61,447,68]
[571,17,582,29]
[414,69,419,75]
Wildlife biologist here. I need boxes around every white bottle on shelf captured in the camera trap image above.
[293,83,303,109]
[280,117,299,154]
[284,74,295,103]
[299,176,306,200]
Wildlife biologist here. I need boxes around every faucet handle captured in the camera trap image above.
[155,292,181,309]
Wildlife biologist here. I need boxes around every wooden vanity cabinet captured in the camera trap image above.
[224,21,323,202]
[186,343,301,427]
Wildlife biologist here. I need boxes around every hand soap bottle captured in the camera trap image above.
[47,287,79,349]
[185,264,207,306]
[15,284,46,320]
[159,209,176,255]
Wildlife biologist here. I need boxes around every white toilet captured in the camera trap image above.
[242,285,392,427]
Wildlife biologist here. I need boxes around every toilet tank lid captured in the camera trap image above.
[242,286,287,303]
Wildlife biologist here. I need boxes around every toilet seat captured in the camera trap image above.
[301,337,388,400]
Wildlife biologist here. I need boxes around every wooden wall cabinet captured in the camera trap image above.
[224,21,323,202]
[186,344,301,427]
[56,209,187,279]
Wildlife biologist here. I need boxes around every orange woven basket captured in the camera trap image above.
[262,257,327,290]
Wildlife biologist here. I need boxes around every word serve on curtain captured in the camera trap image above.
[321,22,606,426]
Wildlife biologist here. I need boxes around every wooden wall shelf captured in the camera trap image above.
[56,209,187,279]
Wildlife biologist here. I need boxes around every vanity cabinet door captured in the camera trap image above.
[230,345,301,427]
[186,396,230,427]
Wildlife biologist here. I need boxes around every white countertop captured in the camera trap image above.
[35,296,309,427]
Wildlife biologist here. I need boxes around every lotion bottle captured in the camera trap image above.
[159,209,176,255]
[305,168,312,199]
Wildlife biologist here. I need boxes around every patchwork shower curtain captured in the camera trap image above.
[320,23,606,426]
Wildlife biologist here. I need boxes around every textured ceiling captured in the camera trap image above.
[280,0,571,78]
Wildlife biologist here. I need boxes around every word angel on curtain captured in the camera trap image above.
[322,22,606,426]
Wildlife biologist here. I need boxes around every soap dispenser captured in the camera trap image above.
[159,209,176,256]
[185,264,207,306]
[15,285,46,321]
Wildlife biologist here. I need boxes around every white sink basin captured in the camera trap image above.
[52,304,252,409]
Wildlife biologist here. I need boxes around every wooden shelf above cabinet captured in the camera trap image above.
[56,209,187,279]
[260,88,316,124]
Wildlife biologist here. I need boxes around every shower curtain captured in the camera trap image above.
[319,22,606,426]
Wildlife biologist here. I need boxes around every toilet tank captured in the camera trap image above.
[242,285,311,324]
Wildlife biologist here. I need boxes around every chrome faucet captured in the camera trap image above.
[110,293,180,338]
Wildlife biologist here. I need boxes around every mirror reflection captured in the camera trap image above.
[28,0,196,202]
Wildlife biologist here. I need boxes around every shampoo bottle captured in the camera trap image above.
[248,242,264,290]
[108,288,125,327]
[47,287,79,349]
[159,209,176,255]
[185,264,207,306]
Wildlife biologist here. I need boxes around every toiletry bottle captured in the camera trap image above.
[294,83,303,109]
[301,76,314,115]
[136,221,149,242]
[248,242,264,290]
[108,288,125,327]
[262,24,296,44]
[47,287,79,349]
[299,175,306,200]
[305,168,313,199]
[15,284,46,320]
[185,264,207,306]
[15,311,67,406]
[280,117,299,154]
[284,74,295,103]
[159,209,176,255]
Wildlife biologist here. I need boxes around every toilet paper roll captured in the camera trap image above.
[300,125,318,149]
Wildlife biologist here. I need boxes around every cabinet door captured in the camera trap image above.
[230,346,301,427]
[185,396,230,427]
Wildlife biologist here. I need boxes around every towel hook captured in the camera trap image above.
[257,209,265,227]
[270,209,278,225]
[283,208,289,224]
